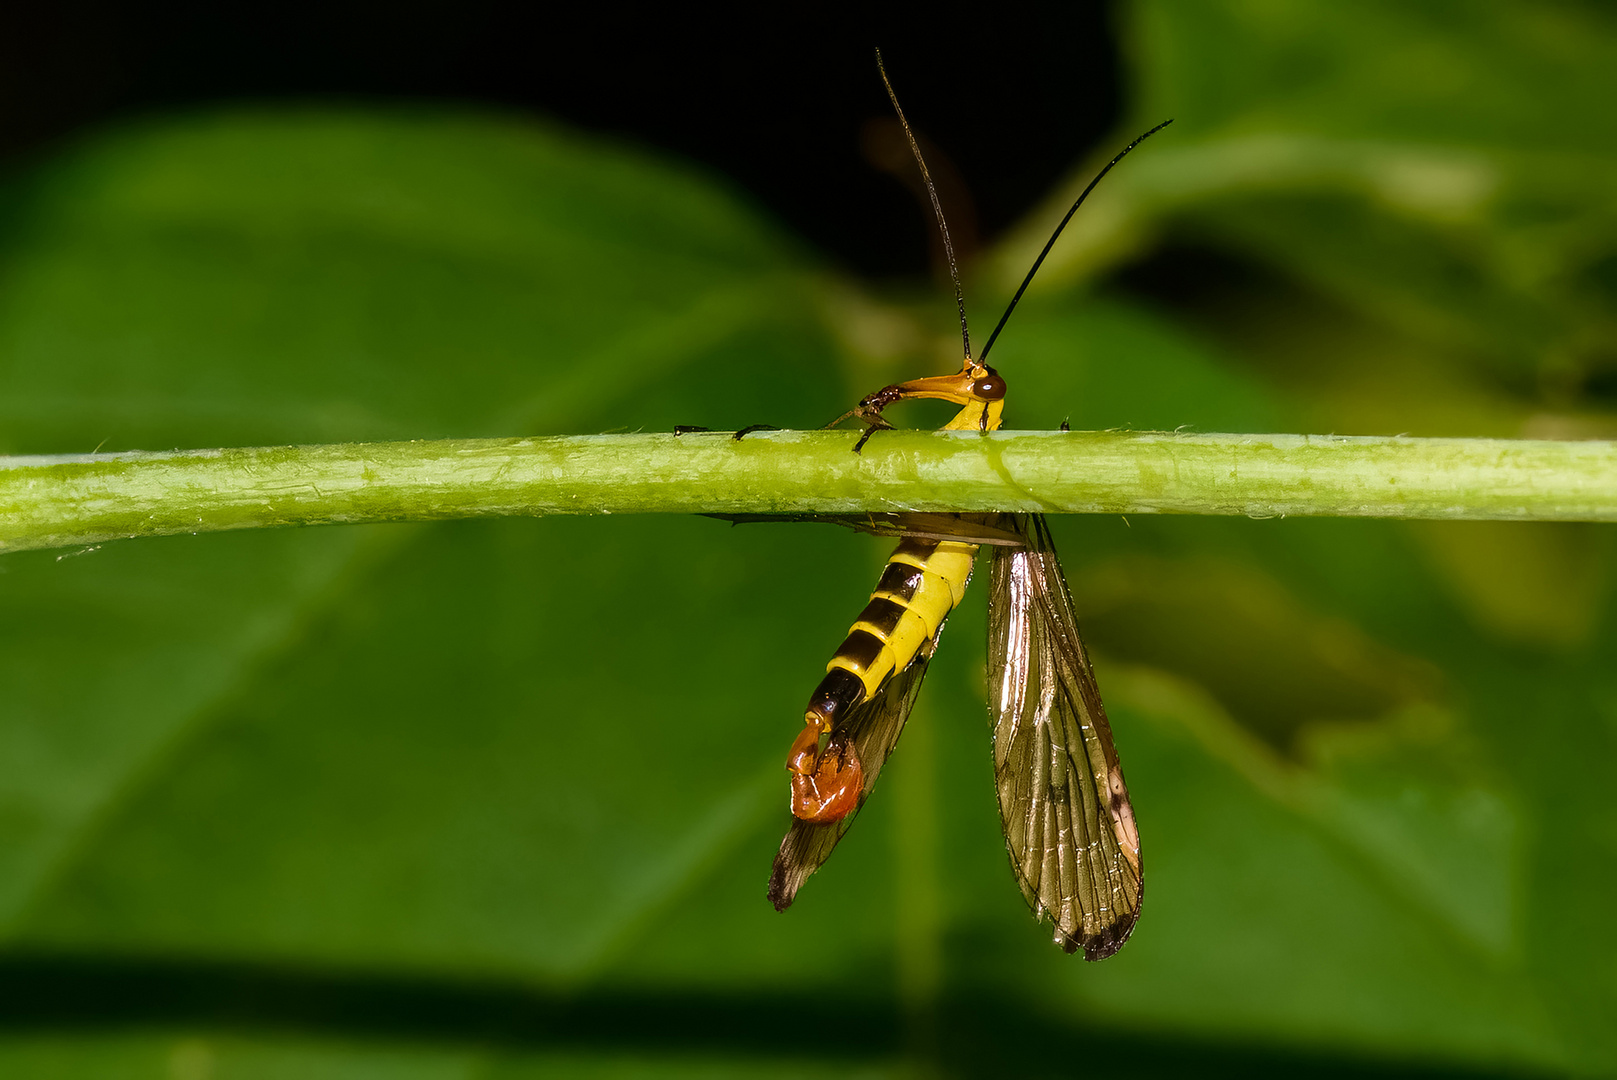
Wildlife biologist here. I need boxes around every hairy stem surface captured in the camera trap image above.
[4,429,1616,554]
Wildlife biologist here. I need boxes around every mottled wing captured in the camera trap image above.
[767,643,936,911]
[987,513,1142,959]
[709,512,1023,546]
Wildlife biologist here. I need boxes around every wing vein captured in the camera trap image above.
[987,513,1142,959]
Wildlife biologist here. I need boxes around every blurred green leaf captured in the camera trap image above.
[990,0,1617,434]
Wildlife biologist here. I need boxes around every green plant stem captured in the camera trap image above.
[3,429,1615,554]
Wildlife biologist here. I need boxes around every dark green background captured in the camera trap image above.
[2,3,1616,1077]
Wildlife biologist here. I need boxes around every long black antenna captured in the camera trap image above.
[978,118,1173,363]
[876,48,972,361]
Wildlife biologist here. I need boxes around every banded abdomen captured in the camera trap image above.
[786,535,976,822]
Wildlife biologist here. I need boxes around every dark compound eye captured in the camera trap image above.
[972,373,1006,400]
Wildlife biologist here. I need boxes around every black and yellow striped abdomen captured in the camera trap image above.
[805,537,977,731]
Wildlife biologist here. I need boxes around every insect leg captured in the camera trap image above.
[852,421,892,454]
[732,423,782,441]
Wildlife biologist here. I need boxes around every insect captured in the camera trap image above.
[763,51,1169,958]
